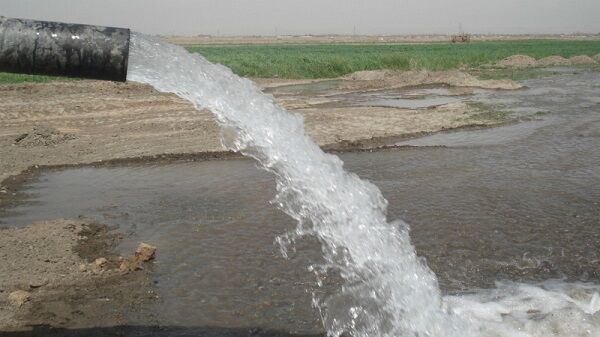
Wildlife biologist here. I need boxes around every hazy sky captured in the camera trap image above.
[1,0,599,36]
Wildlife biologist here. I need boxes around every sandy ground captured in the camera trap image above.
[0,81,223,185]
[0,70,521,185]
[0,70,521,332]
[0,220,156,332]
[297,102,496,146]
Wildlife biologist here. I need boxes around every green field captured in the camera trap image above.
[0,72,77,85]
[1,40,599,83]
[189,40,600,78]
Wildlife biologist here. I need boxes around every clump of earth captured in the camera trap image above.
[495,54,597,68]
[569,55,597,65]
[14,125,76,147]
[536,55,571,67]
[496,55,537,68]
[341,69,523,90]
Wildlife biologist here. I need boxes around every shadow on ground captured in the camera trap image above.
[0,325,325,337]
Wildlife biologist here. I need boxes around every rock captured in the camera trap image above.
[95,257,108,268]
[119,260,130,272]
[117,243,156,272]
[594,54,600,63]
[79,263,88,272]
[8,290,31,307]
[29,279,48,289]
[134,243,156,262]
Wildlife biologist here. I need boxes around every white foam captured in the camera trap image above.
[446,280,600,337]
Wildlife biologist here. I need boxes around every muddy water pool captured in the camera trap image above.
[2,69,599,333]
[267,82,462,109]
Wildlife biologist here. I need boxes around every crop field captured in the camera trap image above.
[1,40,599,83]
[189,40,600,78]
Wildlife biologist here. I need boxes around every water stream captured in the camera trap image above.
[125,33,467,337]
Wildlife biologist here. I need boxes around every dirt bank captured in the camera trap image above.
[299,101,503,146]
[496,55,538,68]
[536,55,571,67]
[0,71,520,187]
[496,54,598,68]
[0,81,223,186]
[0,219,155,332]
[341,70,523,91]
[569,55,597,65]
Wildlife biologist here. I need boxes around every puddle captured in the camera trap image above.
[344,91,461,109]
[268,68,600,113]
[397,117,557,147]
[264,80,342,96]
[267,81,470,109]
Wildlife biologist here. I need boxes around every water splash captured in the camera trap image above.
[126,34,600,337]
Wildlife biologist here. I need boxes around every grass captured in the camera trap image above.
[0,72,77,84]
[1,40,599,83]
[188,40,600,79]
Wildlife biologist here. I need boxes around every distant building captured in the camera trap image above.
[451,34,471,43]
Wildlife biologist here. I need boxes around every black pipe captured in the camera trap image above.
[0,17,130,81]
